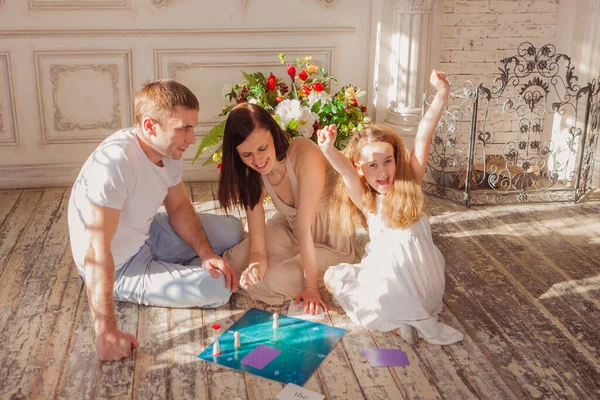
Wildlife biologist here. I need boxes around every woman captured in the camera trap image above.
[219,103,355,314]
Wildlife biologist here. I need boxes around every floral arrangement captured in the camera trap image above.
[193,53,371,167]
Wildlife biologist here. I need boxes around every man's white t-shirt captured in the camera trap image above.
[68,128,182,271]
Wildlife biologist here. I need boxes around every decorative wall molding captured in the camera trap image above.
[35,50,133,144]
[0,27,355,38]
[29,0,130,10]
[150,0,170,8]
[0,53,19,146]
[394,0,433,13]
[50,64,121,131]
[320,0,337,6]
[0,160,218,188]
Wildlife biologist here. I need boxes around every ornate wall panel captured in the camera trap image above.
[35,50,133,144]
[29,0,130,10]
[154,48,334,136]
[0,53,18,145]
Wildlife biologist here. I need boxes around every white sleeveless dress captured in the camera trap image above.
[327,195,463,345]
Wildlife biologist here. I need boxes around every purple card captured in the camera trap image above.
[241,344,282,370]
[360,348,410,367]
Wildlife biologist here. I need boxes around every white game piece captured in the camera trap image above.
[212,338,220,356]
[234,331,241,348]
[273,313,279,329]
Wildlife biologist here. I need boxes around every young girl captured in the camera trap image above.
[318,70,463,345]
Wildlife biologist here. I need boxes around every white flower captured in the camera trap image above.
[307,91,331,108]
[274,99,316,138]
[275,99,302,127]
[296,107,317,138]
[248,98,258,104]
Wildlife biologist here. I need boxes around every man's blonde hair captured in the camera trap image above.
[134,79,199,127]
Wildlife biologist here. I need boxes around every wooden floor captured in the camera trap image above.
[0,183,599,400]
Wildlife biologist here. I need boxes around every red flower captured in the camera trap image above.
[287,65,296,79]
[298,70,309,81]
[266,74,277,91]
[217,163,222,170]
[352,98,358,107]
[313,82,324,92]
[361,105,367,112]
[302,85,312,95]
[275,96,283,102]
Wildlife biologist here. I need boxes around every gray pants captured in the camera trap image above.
[111,212,244,308]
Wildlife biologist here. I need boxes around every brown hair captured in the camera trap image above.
[218,103,290,212]
[330,124,425,234]
[134,79,199,127]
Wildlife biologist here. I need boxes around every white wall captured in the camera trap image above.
[0,0,372,188]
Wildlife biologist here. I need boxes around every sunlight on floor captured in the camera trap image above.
[538,275,600,300]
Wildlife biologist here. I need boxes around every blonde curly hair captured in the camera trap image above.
[329,124,425,235]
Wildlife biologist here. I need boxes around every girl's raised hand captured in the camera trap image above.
[430,69,450,93]
[317,124,337,153]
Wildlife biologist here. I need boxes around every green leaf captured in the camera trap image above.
[192,120,226,165]
[288,119,299,130]
[311,100,322,113]
[242,71,258,86]
[279,53,286,64]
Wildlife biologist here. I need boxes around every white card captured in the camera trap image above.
[276,383,325,400]
[287,301,325,321]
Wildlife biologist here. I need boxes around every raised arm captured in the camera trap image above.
[294,138,329,314]
[82,202,138,361]
[317,125,363,209]
[411,69,450,183]
[163,181,237,291]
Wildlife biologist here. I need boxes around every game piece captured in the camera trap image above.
[198,308,346,386]
[360,348,410,367]
[234,331,241,348]
[273,313,279,329]
[212,323,222,356]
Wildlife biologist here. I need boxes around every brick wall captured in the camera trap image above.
[439,0,559,87]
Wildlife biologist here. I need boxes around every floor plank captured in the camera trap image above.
[1,187,599,399]
[430,209,600,399]
[0,188,69,399]
[0,189,43,278]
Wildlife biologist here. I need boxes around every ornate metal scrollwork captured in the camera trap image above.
[423,42,597,206]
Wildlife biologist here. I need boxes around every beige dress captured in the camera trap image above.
[223,157,356,305]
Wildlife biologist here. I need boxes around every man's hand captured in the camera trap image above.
[294,287,328,315]
[96,330,139,361]
[202,252,238,292]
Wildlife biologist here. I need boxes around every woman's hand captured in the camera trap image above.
[317,124,337,154]
[294,287,328,315]
[239,261,266,290]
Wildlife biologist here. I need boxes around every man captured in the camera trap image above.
[68,80,243,361]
